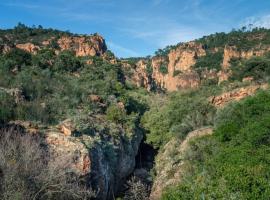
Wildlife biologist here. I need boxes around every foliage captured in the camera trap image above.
[162,90,270,200]
[123,177,149,200]
[106,104,127,123]
[231,56,270,81]
[141,88,217,148]
[159,64,168,75]
[196,27,270,51]
[194,51,223,71]
[0,127,96,200]
[53,50,82,72]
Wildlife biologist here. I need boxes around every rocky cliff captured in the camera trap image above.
[1,34,107,57]
[150,127,213,200]
[129,42,205,91]
[127,39,270,91]
[11,119,143,200]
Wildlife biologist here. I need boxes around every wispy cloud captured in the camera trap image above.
[241,14,270,29]
[107,41,139,57]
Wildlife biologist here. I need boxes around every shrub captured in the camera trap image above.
[0,127,96,200]
[106,104,127,123]
[162,90,270,200]
[53,50,82,72]
[231,56,270,81]
[159,64,168,74]
[123,177,149,200]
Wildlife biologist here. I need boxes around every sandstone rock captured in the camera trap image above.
[210,84,268,107]
[59,119,75,136]
[89,94,102,102]
[16,43,40,54]
[131,42,205,92]
[57,34,106,57]
[222,45,270,69]
[242,76,254,82]
[150,127,213,200]
[14,120,143,200]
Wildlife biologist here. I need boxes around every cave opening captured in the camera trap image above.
[116,140,157,199]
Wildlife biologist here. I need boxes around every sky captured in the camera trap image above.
[1,0,270,58]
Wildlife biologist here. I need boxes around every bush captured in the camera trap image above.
[53,50,82,72]
[159,64,168,75]
[2,48,32,71]
[162,90,270,200]
[194,51,223,71]
[106,104,127,123]
[231,56,270,81]
[0,127,96,200]
[142,89,216,148]
[0,92,15,124]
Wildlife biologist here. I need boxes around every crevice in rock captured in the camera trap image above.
[116,140,157,199]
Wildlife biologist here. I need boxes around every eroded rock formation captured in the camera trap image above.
[57,34,107,57]
[210,84,268,107]
[11,120,143,200]
[150,127,213,200]
[130,42,205,91]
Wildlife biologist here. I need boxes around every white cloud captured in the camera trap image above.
[107,41,139,57]
[241,14,270,29]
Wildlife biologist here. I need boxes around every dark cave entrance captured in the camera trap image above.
[135,142,157,171]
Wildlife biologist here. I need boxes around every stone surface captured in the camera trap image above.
[210,84,268,107]
[16,43,40,54]
[130,42,204,91]
[57,34,107,57]
[150,127,213,200]
[11,120,143,200]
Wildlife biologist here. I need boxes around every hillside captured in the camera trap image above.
[1,24,270,200]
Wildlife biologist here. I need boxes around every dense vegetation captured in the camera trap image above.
[142,87,218,149]
[162,90,270,200]
[2,24,270,200]
[194,51,223,71]
[230,53,270,82]
[196,27,270,51]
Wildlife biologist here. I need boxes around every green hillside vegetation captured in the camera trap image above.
[162,90,270,199]
[2,24,270,200]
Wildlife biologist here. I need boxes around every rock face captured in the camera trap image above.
[210,84,268,107]
[222,45,269,69]
[131,42,205,91]
[218,45,270,83]
[57,34,107,57]
[2,34,107,58]
[150,127,213,200]
[16,43,40,54]
[13,120,143,200]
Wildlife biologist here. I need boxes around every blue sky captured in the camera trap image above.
[1,0,270,58]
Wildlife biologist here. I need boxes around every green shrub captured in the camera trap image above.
[159,64,168,75]
[106,104,127,123]
[194,51,223,71]
[162,90,270,200]
[53,50,82,72]
[231,56,270,81]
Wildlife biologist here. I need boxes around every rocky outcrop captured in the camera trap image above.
[150,127,213,200]
[131,42,204,91]
[2,34,107,58]
[11,120,143,200]
[16,43,40,54]
[210,84,268,107]
[167,42,206,72]
[57,34,107,57]
[222,45,270,69]
[217,45,270,83]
